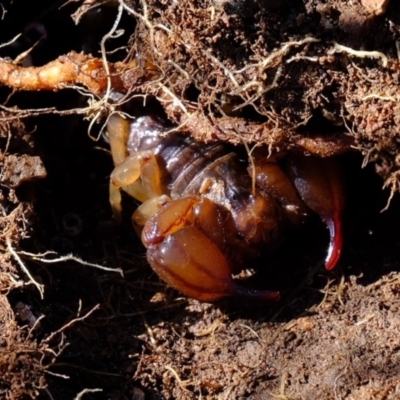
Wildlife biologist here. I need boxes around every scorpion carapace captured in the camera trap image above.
[107,114,344,303]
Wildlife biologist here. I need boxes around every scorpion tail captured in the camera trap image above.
[289,155,345,271]
[325,211,343,271]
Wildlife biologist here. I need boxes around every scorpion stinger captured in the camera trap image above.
[288,155,345,271]
[325,210,343,271]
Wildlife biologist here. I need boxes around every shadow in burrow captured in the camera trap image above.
[243,152,400,322]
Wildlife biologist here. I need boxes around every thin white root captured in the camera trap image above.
[6,237,45,299]
[45,304,100,343]
[74,388,103,400]
[18,250,124,277]
[329,42,388,67]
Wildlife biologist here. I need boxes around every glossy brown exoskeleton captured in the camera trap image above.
[108,114,344,302]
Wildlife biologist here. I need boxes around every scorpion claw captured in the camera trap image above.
[144,223,280,303]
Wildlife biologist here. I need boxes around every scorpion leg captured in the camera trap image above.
[289,156,344,270]
[108,122,167,222]
[107,114,130,165]
[131,194,171,235]
[142,196,280,302]
[250,154,309,224]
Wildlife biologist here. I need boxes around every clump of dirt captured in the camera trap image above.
[67,0,400,193]
[1,0,400,399]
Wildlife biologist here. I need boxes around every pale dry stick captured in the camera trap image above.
[232,65,284,112]
[239,323,265,344]
[361,94,400,101]
[88,0,124,140]
[315,278,337,311]
[74,388,103,400]
[0,4,5,19]
[351,142,377,169]
[140,313,157,347]
[268,371,289,400]
[0,104,99,120]
[279,371,290,400]
[158,110,198,137]
[18,250,124,276]
[229,124,259,195]
[131,349,146,381]
[0,33,22,50]
[168,59,191,80]
[40,332,68,365]
[354,314,374,326]
[44,369,70,380]
[333,358,351,400]
[201,48,241,89]
[381,171,400,212]
[26,315,45,338]
[41,334,83,391]
[158,83,189,115]
[121,0,172,56]
[99,1,124,100]
[328,41,388,67]
[336,274,346,307]
[121,0,155,45]
[222,386,234,400]
[76,298,82,318]
[44,304,100,343]
[6,237,45,298]
[348,59,380,84]
[43,388,56,400]
[3,273,26,292]
[244,141,257,196]
[194,318,225,337]
[286,55,319,63]
[2,127,12,156]
[165,365,193,393]
[14,35,46,66]
[234,37,321,75]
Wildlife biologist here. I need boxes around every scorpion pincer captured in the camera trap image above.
[107,114,344,303]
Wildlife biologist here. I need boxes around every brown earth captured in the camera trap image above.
[1,1,400,399]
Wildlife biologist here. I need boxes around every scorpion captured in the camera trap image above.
[108,113,344,303]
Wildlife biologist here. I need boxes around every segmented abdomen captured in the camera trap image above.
[127,116,251,203]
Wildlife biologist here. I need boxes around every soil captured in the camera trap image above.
[1,1,400,399]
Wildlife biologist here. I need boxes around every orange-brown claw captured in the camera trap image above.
[142,198,280,303]
[289,156,344,270]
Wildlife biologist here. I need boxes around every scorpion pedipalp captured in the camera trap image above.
[142,197,280,302]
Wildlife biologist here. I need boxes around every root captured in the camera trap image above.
[328,42,388,67]
[6,237,45,299]
[19,250,124,276]
[0,52,116,93]
[74,389,103,400]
